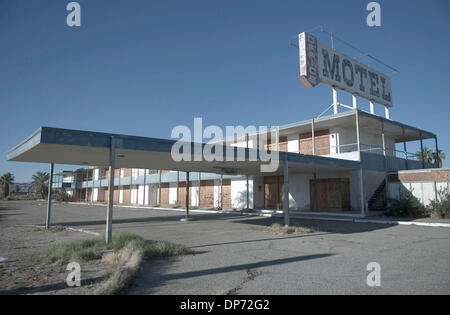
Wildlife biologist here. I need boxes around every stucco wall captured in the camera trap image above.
[231,178,253,210]
[388,168,450,206]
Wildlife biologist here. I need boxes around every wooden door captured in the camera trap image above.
[264,176,284,209]
[310,178,350,211]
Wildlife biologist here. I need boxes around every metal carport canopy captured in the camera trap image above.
[7,126,360,174]
[7,126,361,242]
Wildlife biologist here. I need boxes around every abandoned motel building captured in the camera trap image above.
[8,105,447,216]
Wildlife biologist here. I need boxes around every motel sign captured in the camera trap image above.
[298,32,392,107]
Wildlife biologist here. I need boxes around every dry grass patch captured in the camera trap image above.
[43,232,193,294]
[254,223,316,235]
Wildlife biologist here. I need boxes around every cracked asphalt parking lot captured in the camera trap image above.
[1,200,449,294]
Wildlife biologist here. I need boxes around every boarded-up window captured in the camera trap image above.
[299,129,330,155]
[221,179,231,209]
[264,136,288,152]
[122,185,131,204]
[178,182,188,207]
[160,183,169,205]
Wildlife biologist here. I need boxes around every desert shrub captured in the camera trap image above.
[44,232,193,265]
[388,191,429,218]
[428,189,450,219]
[55,190,71,202]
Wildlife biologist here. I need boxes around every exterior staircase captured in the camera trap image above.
[368,180,386,211]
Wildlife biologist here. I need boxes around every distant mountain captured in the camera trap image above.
[11,182,34,193]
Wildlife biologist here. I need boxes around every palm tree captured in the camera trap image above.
[32,171,49,199]
[0,173,15,198]
[433,150,446,168]
[416,146,433,163]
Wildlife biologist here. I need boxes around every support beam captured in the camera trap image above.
[385,106,390,119]
[143,169,147,205]
[246,176,249,210]
[198,172,201,208]
[181,172,191,221]
[246,133,249,210]
[369,101,375,114]
[381,119,388,207]
[356,110,365,216]
[352,94,358,109]
[313,172,318,211]
[355,110,361,160]
[158,170,161,204]
[311,118,316,156]
[402,127,408,170]
[435,136,440,168]
[85,170,88,203]
[283,159,290,227]
[359,168,365,217]
[220,174,223,209]
[45,163,54,230]
[176,171,180,204]
[332,87,338,114]
[381,120,386,157]
[106,136,115,244]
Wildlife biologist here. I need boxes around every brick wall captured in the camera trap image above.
[200,180,215,207]
[389,169,450,182]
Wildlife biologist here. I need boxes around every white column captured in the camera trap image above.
[333,87,338,114]
[370,101,375,114]
[352,94,358,109]
[355,110,361,160]
[356,111,365,216]
[385,106,390,119]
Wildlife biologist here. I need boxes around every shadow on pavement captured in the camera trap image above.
[0,275,107,295]
[233,216,394,234]
[52,213,253,228]
[129,253,334,294]
[189,232,330,249]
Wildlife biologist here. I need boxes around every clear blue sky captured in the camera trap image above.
[1,0,449,182]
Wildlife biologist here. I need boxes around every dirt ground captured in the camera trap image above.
[0,224,111,295]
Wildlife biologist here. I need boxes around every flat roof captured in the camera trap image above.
[278,109,436,142]
[7,126,360,176]
[221,109,436,143]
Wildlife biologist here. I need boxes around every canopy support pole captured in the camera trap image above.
[284,158,290,227]
[181,172,191,221]
[45,163,54,230]
[106,136,115,244]
[420,131,425,169]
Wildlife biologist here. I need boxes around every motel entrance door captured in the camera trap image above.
[264,175,284,210]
